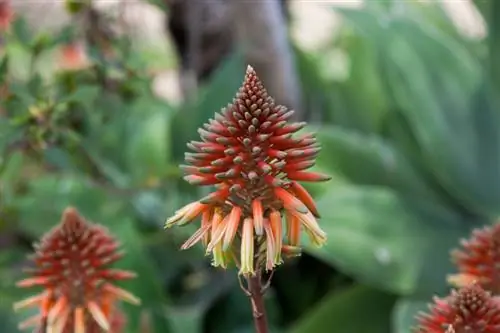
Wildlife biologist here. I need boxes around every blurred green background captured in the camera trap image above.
[1,0,499,332]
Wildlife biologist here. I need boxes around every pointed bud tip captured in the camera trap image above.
[62,206,80,221]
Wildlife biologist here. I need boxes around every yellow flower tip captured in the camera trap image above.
[447,273,479,288]
[269,210,283,264]
[211,241,228,269]
[17,314,41,330]
[104,283,141,305]
[12,292,46,312]
[165,201,207,228]
[87,300,111,331]
[47,296,68,325]
[282,245,302,257]
[75,307,85,333]
[240,217,255,275]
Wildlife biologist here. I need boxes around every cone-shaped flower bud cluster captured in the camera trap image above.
[448,223,500,294]
[415,283,500,332]
[14,207,140,333]
[165,65,330,275]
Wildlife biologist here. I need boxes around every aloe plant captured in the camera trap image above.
[290,1,500,331]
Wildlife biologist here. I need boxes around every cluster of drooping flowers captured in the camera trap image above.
[165,65,330,275]
[14,207,140,333]
[415,223,500,332]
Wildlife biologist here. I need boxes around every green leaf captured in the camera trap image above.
[290,284,396,333]
[168,306,204,333]
[392,297,429,333]
[126,108,172,184]
[472,0,490,23]
[337,7,500,217]
[11,17,32,48]
[170,51,245,161]
[60,85,100,106]
[110,218,172,333]
[308,184,474,296]
[316,126,438,201]
[489,0,500,92]
[43,147,75,171]
[9,82,36,108]
[14,175,121,236]
[0,152,25,203]
[0,55,8,82]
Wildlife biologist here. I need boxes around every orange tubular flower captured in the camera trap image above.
[415,283,500,332]
[448,223,500,293]
[14,207,140,333]
[165,65,330,275]
[0,0,13,32]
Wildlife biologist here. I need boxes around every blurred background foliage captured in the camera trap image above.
[0,0,499,332]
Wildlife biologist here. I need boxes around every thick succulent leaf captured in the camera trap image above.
[290,284,396,333]
[392,297,430,333]
[308,184,475,296]
[316,125,439,202]
[126,106,173,185]
[336,7,500,217]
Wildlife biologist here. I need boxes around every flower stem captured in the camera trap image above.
[246,271,269,333]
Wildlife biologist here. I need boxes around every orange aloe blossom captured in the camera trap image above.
[14,207,140,333]
[448,223,500,294]
[415,283,500,332]
[165,65,330,275]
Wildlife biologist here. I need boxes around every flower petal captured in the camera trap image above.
[222,206,242,251]
[103,283,141,305]
[88,300,111,331]
[201,209,213,247]
[274,187,308,214]
[47,296,68,325]
[240,218,255,275]
[164,201,207,228]
[269,210,283,265]
[285,211,301,246]
[180,224,212,250]
[50,308,70,333]
[264,219,276,271]
[290,181,320,217]
[252,199,264,236]
[74,307,85,333]
[207,212,228,252]
[13,293,45,311]
[290,210,327,247]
